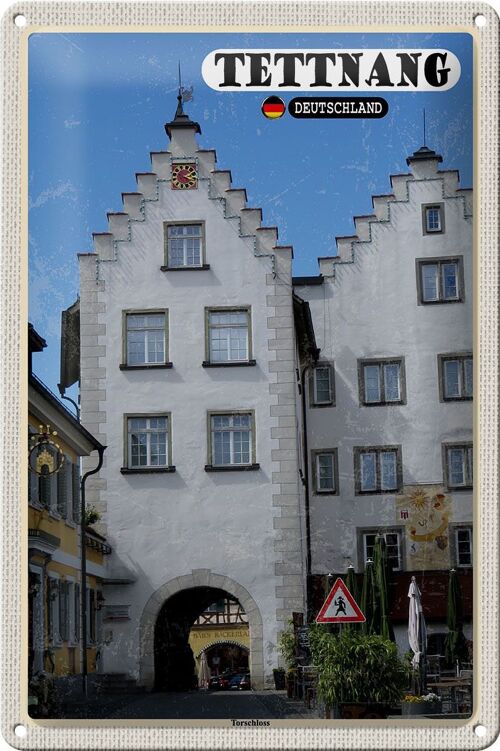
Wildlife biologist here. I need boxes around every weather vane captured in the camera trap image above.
[178,61,194,104]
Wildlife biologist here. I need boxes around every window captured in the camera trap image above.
[312,450,338,494]
[72,462,80,523]
[59,581,70,641]
[47,577,61,644]
[454,526,472,567]
[87,589,96,644]
[422,203,444,234]
[164,222,205,268]
[206,412,258,471]
[74,583,80,642]
[359,358,405,405]
[310,364,335,406]
[443,443,473,489]
[57,456,71,518]
[417,257,463,304]
[354,446,402,494]
[439,354,473,401]
[124,415,173,472]
[360,529,403,571]
[123,311,169,368]
[205,308,253,365]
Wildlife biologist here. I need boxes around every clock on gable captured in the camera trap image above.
[171,163,198,190]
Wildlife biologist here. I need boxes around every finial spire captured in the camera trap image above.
[165,66,201,140]
[423,108,426,147]
[175,61,184,118]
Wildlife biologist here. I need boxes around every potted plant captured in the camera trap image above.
[309,625,407,719]
[272,668,286,690]
[84,505,101,527]
[276,621,296,692]
[401,693,442,716]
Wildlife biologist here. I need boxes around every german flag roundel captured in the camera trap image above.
[262,96,286,120]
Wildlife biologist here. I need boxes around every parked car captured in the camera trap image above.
[208,676,221,690]
[228,673,246,690]
[238,673,251,691]
[217,672,238,690]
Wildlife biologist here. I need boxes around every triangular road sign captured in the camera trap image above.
[315,577,366,624]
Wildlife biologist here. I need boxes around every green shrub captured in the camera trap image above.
[278,620,296,669]
[309,624,407,706]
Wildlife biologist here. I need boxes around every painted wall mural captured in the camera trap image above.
[396,485,452,570]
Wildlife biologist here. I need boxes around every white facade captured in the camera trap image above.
[78,112,472,685]
[78,107,307,690]
[296,147,473,643]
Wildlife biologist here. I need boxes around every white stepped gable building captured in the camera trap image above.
[76,94,472,688]
[296,144,473,651]
[78,97,311,691]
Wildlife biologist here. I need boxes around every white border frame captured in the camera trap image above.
[1,2,498,748]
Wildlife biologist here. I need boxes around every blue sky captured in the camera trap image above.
[28,32,473,393]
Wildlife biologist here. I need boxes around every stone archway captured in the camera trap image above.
[139,569,264,690]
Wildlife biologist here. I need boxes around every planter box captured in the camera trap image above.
[272,670,286,691]
[339,703,390,720]
[401,701,441,716]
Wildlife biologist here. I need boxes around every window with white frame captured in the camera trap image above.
[165,223,203,268]
[417,258,463,304]
[126,416,171,469]
[311,364,335,406]
[313,450,338,494]
[206,309,251,364]
[454,527,472,567]
[423,204,444,234]
[125,312,167,366]
[209,413,254,467]
[439,354,473,401]
[444,444,473,489]
[355,446,401,494]
[359,358,404,405]
[361,529,403,571]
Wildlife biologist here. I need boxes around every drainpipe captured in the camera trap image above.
[81,446,105,696]
[300,365,312,619]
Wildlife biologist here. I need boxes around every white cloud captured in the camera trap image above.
[64,119,81,129]
[29,181,77,210]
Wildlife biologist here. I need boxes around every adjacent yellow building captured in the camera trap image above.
[28,324,109,705]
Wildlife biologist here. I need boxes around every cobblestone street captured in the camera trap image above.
[58,690,317,720]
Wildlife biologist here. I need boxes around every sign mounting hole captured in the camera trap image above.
[14,725,27,737]
[474,14,487,27]
[14,14,27,27]
[474,725,487,737]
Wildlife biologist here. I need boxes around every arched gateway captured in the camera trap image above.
[139,570,264,690]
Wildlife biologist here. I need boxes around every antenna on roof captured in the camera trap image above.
[178,60,182,95]
[423,108,426,147]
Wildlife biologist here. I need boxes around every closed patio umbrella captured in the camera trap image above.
[444,568,469,669]
[361,559,378,635]
[372,535,394,641]
[408,576,427,694]
[198,651,210,690]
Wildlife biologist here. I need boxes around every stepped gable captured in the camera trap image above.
[86,97,291,269]
[318,145,473,277]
